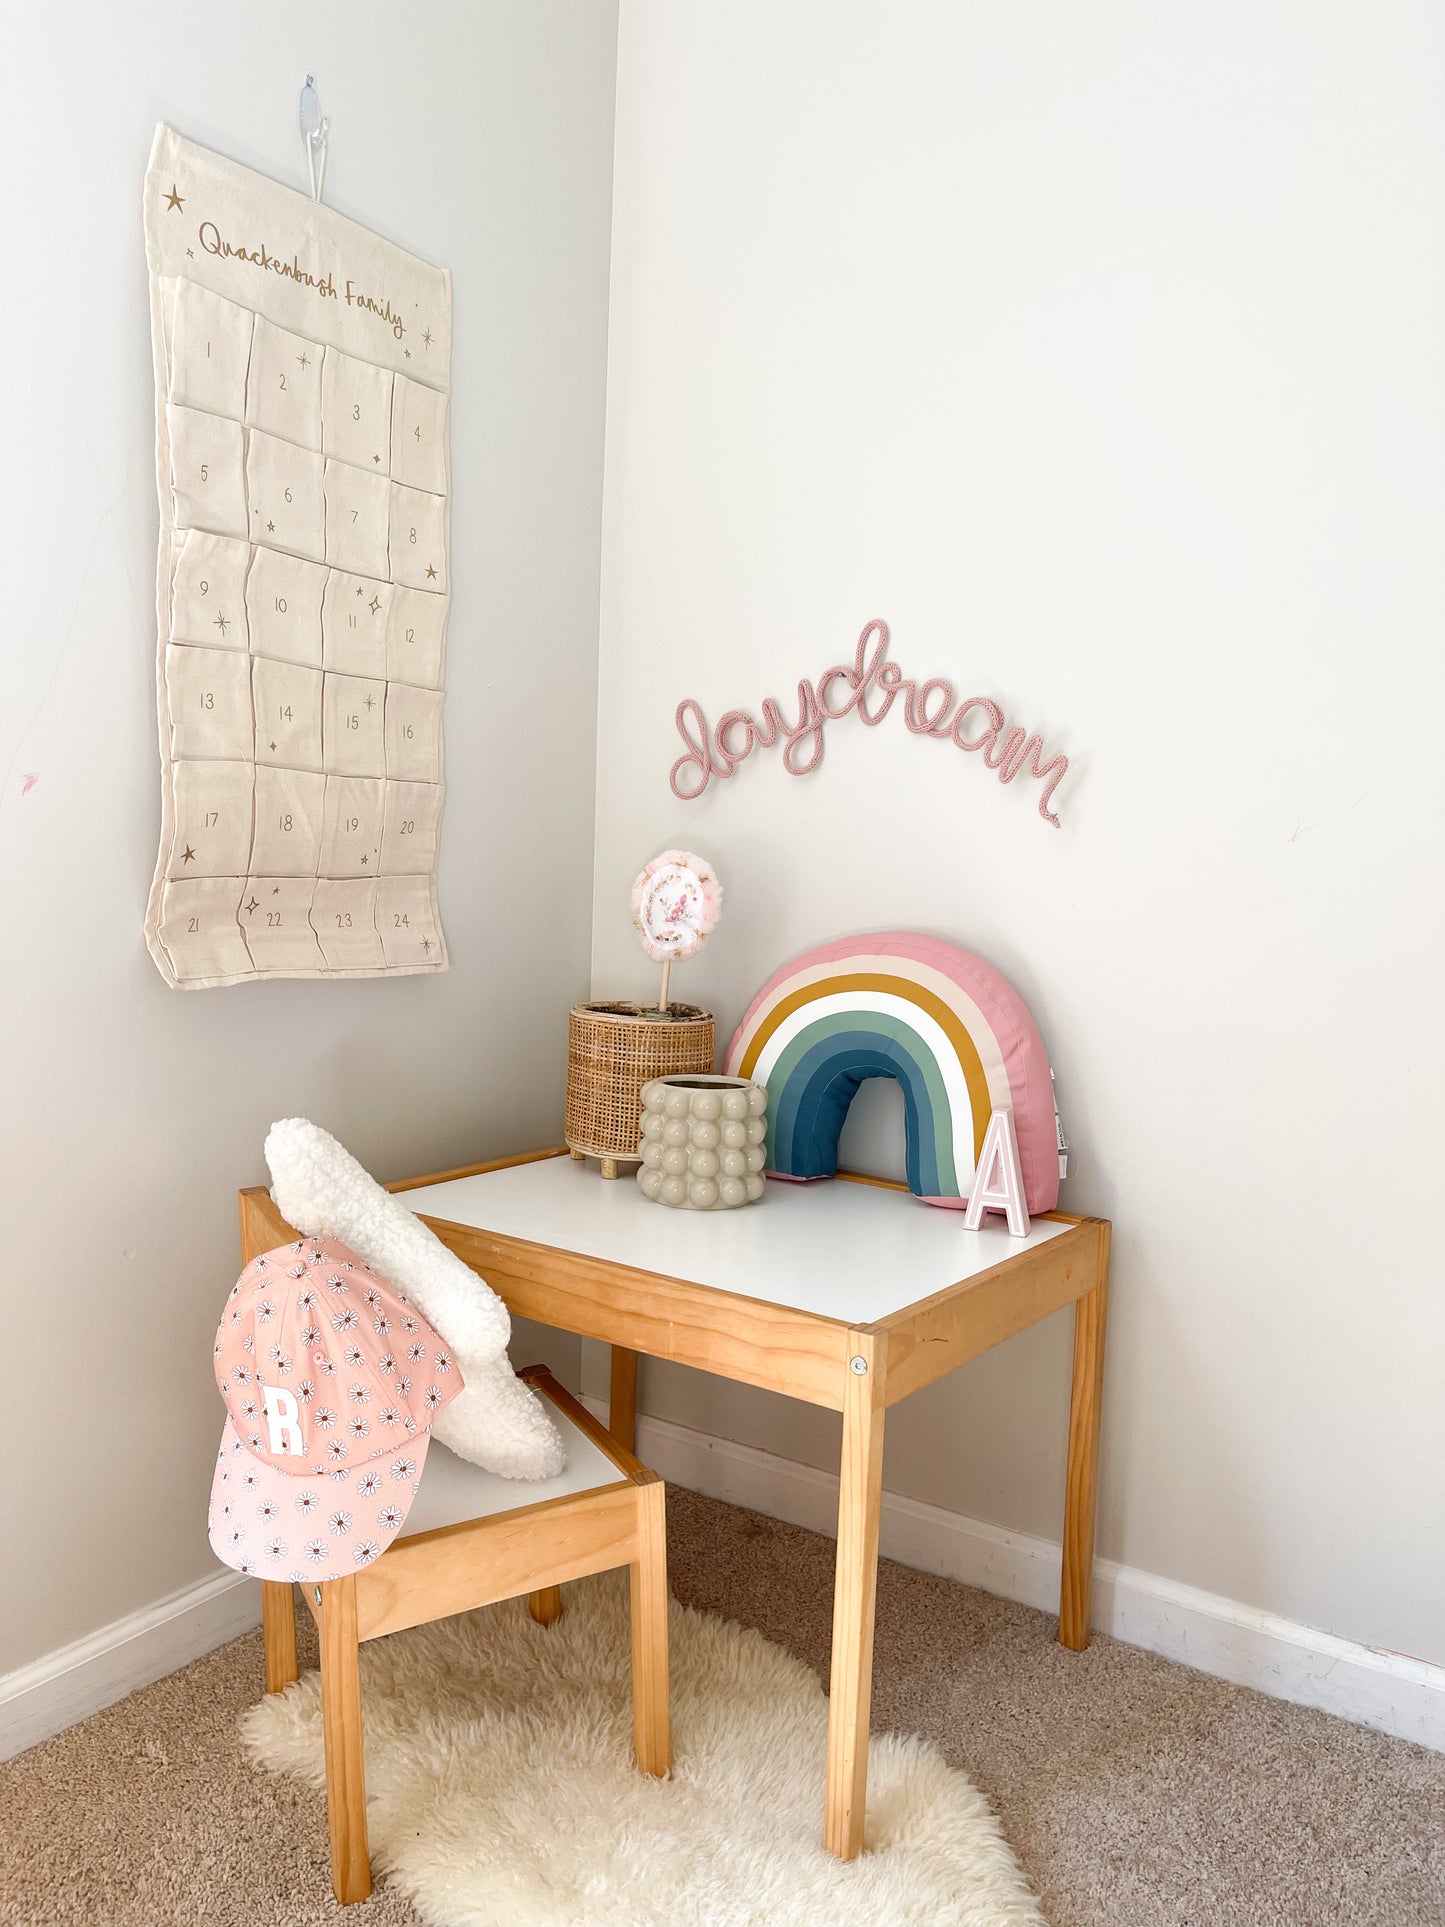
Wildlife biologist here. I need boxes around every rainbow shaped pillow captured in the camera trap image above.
[724,931,1059,1212]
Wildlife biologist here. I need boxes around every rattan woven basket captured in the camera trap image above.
[565,1001,715,1175]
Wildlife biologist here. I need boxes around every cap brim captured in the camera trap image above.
[208,1414,434,1583]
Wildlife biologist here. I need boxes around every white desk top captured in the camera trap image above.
[403,1156,1073,1327]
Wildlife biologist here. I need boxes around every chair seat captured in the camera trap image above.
[399,1395,626,1540]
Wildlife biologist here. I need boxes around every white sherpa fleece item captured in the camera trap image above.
[264,1119,565,1480]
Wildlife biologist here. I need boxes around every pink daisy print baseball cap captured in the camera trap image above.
[208,1235,464,1582]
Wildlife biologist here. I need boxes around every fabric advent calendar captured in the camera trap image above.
[142,126,451,987]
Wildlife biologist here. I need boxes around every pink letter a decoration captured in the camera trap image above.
[962,1110,1031,1237]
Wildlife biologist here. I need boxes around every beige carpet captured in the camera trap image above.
[2,1487,1442,1927]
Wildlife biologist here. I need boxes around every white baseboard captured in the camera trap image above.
[0,1569,260,1763]
[586,1398,1445,1753]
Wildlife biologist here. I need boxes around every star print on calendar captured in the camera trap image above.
[142,125,451,987]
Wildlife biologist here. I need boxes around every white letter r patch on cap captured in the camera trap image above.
[262,1384,305,1456]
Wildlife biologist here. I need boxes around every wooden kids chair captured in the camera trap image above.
[259,1365,670,1905]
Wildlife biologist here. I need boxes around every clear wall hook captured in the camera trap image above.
[299,74,329,203]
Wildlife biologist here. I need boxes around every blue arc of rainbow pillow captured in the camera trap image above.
[724,931,1059,1212]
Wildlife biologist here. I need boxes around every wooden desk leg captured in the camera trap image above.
[262,1580,298,1693]
[629,1479,671,1778]
[319,1577,371,1906]
[824,1330,886,1860]
[528,1585,564,1627]
[609,1344,639,1455]
[1059,1223,1111,1652]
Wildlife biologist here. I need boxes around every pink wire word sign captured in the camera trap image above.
[670,618,1071,828]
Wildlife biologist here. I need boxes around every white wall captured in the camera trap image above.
[0,1,618,1674]
[593,2,1445,1664]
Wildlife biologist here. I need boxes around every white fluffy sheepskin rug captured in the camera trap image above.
[243,1574,1043,1927]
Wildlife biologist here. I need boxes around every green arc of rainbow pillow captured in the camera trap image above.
[724,931,1059,1212]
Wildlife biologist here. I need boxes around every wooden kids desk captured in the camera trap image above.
[239,1146,1111,1861]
